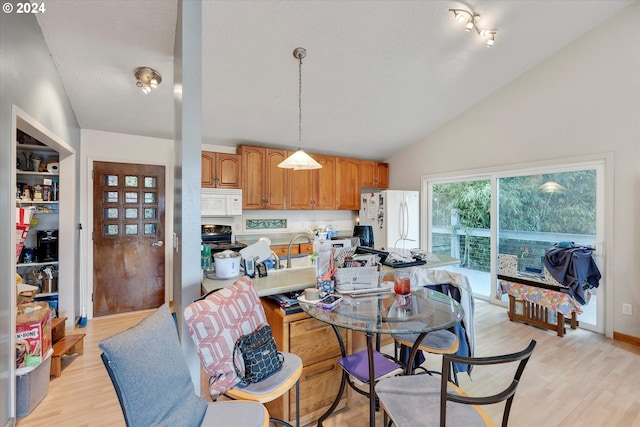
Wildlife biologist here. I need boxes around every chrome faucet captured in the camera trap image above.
[286,233,312,268]
[270,250,281,270]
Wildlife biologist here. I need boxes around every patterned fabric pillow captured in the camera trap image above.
[184,276,268,399]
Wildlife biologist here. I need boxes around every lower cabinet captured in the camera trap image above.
[262,298,350,426]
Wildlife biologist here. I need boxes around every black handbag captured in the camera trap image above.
[233,324,284,385]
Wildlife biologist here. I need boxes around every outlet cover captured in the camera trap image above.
[622,303,633,316]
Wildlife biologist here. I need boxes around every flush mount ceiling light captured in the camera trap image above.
[449,8,497,47]
[135,67,162,94]
[278,47,322,170]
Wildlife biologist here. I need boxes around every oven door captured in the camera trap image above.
[202,189,242,216]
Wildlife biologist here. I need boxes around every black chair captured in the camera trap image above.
[376,340,537,427]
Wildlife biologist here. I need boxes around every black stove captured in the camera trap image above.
[201,224,246,253]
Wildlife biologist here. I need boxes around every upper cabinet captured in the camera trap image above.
[201,151,242,189]
[335,157,361,210]
[287,153,336,210]
[226,145,389,211]
[239,146,287,209]
[360,160,389,189]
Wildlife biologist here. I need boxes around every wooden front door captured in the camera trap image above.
[93,161,166,317]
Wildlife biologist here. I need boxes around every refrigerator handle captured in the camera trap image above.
[401,199,407,239]
[404,198,409,239]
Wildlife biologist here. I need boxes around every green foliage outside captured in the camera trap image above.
[431,170,596,271]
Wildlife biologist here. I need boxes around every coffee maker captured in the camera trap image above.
[353,225,374,248]
[36,230,58,262]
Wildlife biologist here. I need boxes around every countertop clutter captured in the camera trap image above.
[203,266,317,297]
[201,252,460,297]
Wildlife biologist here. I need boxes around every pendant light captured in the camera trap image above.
[278,47,322,170]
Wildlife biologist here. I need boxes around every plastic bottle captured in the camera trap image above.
[316,239,332,279]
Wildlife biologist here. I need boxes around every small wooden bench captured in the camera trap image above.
[50,317,86,378]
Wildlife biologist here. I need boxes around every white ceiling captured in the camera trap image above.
[35,0,634,161]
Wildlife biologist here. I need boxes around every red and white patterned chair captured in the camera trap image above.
[184,276,302,427]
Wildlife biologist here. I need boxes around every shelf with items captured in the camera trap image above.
[16,176,60,203]
[17,171,59,177]
[17,261,60,269]
[17,136,59,173]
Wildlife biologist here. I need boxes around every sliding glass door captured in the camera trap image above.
[428,177,492,300]
[425,161,605,333]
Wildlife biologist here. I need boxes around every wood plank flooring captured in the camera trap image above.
[16,300,640,427]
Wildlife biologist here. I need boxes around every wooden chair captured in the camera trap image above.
[376,340,537,427]
[184,277,303,427]
[99,304,269,427]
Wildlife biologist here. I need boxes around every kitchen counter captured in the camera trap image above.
[202,267,317,297]
[201,252,460,297]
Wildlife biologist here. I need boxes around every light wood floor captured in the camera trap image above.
[16,300,640,427]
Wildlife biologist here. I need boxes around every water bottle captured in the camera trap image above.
[316,239,332,278]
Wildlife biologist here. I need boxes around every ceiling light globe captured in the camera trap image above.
[465,21,474,31]
[486,38,494,47]
[455,13,466,23]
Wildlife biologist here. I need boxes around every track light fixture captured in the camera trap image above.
[135,67,162,94]
[449,8,497,47]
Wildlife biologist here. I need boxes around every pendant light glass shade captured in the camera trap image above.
[278,148,322,170]
[278,47,322,170]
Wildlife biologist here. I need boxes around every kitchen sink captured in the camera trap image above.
[277,254,314,270]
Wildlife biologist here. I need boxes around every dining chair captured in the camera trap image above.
[393,269,476,381]
[393,328,460,383]
[376,339,537,427]
[99,304,269,427]
[184,276,303,427]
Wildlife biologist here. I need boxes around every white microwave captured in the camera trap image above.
[201,188,242,216]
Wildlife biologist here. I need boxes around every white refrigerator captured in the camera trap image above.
[359,190,420,252]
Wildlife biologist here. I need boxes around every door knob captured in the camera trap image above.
[152,241,164,247]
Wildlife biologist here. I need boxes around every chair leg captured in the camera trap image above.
[269,378,300,427]
[269,419,293,427]
[295,379,300,427]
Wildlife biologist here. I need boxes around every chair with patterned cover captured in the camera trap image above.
[184,276,303,427]
[376,340,537,427]
[99,304,269,427]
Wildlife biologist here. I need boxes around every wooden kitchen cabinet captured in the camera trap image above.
[201,151,242,188]
[271,244,299,257]
[261,299,350,426]
[299,243,313,254]
[360,160,389,189]
[239,145,287,209]
[336,157,361,210]
[270,243,313,258]
[287,153,336,209]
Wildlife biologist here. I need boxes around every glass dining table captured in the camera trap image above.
[300,287,464,427]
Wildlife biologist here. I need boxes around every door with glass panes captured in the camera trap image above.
[93,161,165,316]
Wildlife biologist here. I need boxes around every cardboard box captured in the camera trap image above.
[16,350,51,418]
[16,303,52,368]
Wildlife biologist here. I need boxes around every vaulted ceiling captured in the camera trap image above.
[35,1,634,161]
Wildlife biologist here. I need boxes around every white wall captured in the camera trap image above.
[80,129,175,319]
[0,6,81,424]
[388,4,640,337]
